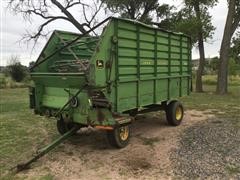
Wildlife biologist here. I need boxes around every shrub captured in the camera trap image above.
[5,55,28,82]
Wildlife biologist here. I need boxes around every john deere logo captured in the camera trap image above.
[96,60,104,69]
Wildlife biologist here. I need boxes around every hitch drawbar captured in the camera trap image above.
[15,126,79,172]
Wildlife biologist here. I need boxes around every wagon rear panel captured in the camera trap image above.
[31,31,98,111]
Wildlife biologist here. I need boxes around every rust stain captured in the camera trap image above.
[95,126,113,130]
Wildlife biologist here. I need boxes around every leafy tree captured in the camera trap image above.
[154,4,177,29]
[173,13,199,44]
[173,0,217,92]
[228,57,240,75]
[28,61,36,69]
[209,56,219,72]
[230,32,240,64]
[217,0,240,94]
[228,33,240,75]
[101,0,175,25]
[174,7,215,45]
[6,55,27,82]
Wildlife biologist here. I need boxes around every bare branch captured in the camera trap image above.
[89,1,103,25]
[64,0,88,10]
[231,16,240,36]
[82,0,103,35]
[7,0,104,49]
[82,4,90,24]
[22,9,69,21]
[51,0,87,33]
[21,17,61,51]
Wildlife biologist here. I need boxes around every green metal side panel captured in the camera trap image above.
[112,18,191,112]
[42,87,69,109]
[88,21,115,87]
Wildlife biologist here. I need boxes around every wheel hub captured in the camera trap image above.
[176,106,183,120]
[119,126,129,141]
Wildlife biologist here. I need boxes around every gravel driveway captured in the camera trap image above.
[171,116,240,179]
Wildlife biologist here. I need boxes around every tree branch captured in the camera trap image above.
[81,0,103,35]
[88,1,103,25]
[51,0,87,33]
[32,18,60,39]
[23,9,69,20]
[231,16,240,36]
[65,0,87,10]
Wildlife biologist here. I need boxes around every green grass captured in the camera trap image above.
[202,75,240,86]
[180,82,240,133]
[225,164,240,175]
[0,73,32,89]
[181,85,240,121]
[38,174,54,180]
[187,75,240,122]
[136,136,161,147]
[0,88,56,178]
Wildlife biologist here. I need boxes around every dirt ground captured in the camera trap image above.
[12,110,218,180]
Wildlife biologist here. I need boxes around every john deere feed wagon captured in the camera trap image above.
[30,17,191,148]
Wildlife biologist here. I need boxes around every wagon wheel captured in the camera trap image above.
[107,125,130,148]
[57,117,80,135]
[165,100,184,126]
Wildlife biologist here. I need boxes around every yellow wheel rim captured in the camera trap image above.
[119,126,129,141]
[176,106,183,120]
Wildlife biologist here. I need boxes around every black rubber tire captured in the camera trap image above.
[57,118,76,135]
[107,125,130,148]
[166,100,184,126]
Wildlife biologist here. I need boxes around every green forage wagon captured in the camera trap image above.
[29,17,191,148]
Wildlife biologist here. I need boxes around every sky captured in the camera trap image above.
[0,0,228,66]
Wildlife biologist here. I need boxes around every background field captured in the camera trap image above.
[0,76,239,179]
[0,73,31,89]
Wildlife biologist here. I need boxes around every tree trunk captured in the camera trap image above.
[195,34,206,92]
[194,4,205,92]
[216,0,236,94]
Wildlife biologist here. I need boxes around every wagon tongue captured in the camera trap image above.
[14,126,79,173]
